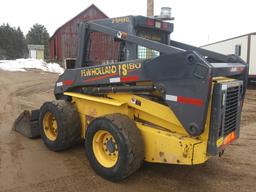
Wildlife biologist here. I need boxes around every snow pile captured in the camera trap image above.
[0,58,64,74]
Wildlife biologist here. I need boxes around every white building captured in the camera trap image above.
[28,44,44,60]
[202,33,256,83]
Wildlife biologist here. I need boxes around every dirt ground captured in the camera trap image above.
[0,70,255,192]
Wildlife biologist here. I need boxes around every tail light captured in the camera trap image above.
[162,22,169,29]
[147,19,155,27]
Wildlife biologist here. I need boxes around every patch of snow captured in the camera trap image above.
[0,58,64,74]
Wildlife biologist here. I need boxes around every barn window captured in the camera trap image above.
[136,30,161,59]
[137,46,160,59]
[235,44,241,56]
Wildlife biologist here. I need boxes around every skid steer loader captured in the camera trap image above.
[14,16,248,181]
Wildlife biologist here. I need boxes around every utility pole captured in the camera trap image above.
[147,0,154,16]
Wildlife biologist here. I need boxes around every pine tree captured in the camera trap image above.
[17,27,28,57]
[26,24,50,59]
[0,24,28,59]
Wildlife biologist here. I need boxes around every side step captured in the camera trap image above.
[13,110,41,139]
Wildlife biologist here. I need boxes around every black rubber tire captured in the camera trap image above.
[85,113,144,182]
[39,100,81,151]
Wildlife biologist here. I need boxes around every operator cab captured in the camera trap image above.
[78,16,173,67]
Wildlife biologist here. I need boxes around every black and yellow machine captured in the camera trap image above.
[14,16,248,181]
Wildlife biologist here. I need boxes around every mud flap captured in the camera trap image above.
[13,110,41,139]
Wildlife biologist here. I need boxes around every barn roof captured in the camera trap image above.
[50,4,108,39]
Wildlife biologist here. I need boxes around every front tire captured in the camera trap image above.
[85,113,144,181]
[39,100,81,151]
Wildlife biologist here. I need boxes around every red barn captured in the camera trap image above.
[49,4,108,67]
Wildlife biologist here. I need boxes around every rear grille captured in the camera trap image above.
[223,86,239,136]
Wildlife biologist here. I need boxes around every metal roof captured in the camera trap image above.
[201,32,256,47]
[28,44,45,50]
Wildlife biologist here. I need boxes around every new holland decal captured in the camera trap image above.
[81,63,141,78]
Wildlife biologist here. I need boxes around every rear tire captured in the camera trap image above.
[85,113,144,181]
[39,100,81,151]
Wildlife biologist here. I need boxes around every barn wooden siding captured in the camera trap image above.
[49,4,108,65]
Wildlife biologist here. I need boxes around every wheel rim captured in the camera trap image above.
[92,130,118,168]
[43,112,58,141]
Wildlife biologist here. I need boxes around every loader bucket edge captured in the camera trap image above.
[13,110,41,139]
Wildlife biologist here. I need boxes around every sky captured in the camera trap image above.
[0,0,256,46]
